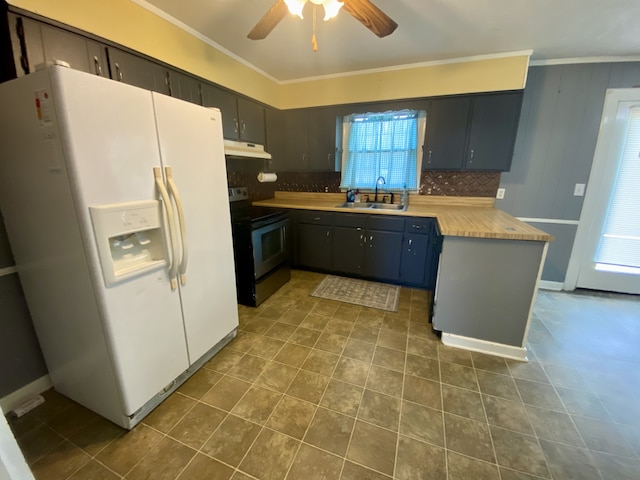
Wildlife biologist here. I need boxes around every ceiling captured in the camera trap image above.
[139,0,640,82]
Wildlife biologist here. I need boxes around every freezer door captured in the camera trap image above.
[50,67,190,415]
[152,93,239,364]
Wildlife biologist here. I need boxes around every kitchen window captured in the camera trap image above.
[339,109,426,191]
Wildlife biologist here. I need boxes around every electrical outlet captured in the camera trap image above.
[574,183,586,196]
[496,188,505,199]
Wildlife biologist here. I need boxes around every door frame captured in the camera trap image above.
[565,88,640,290]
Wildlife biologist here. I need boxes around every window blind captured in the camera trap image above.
[595,106,640,271]
[339,110,425,191]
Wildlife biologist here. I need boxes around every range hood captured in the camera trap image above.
[224,139,272,160]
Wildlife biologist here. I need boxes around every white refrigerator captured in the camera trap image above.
[0,66,239,429]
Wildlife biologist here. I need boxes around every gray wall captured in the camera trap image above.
[0,214,47,398]
[496,62,640,283]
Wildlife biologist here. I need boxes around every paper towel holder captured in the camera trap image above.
[257,171,278,183]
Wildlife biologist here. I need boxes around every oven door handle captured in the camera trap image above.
[165,166,188,286]
[154,167,179,290]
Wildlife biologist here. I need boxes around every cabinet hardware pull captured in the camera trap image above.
[408,239,412,247]
[93,56,102,76]
[165,71,172,96]
[428,150,432,163]
[326,231,330,237]
[469,149,475,162]
[115,63,123,81]
[314,217,320,221]
[240,120,246,134]
[233,118,239,134]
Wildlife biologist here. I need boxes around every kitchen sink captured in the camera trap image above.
[335,202,406,211]
[335,202,373,209]
[370,203,407,211]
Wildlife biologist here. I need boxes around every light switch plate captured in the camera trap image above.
[496,188,505,199]
[574,183,586,196]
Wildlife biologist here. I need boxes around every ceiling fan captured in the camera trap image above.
[248,0,398,40]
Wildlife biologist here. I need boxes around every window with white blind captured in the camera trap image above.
[339,110,426,191]
[594,106,640,273]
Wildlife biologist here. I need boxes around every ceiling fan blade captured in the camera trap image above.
[248,0,289,40]
[342,0,398,38]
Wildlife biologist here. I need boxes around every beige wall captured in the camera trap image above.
[9,0,529,109]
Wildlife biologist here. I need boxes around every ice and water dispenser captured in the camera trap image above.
[90,200,167,286]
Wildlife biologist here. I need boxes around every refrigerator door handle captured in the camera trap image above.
[154,167,179,289]
[165,166,188,286]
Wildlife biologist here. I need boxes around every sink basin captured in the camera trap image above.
[335,202,373,209]
[370,203,407,211]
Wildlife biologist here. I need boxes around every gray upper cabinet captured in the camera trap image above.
[423,97,470,170]
[167,70,202,104]
[265,107,285,168]
[423,92,523,172]
[466,92,523,171]
[107,47,170,95]
[8,13,44,76]
[41,24,107,77]
[201,83,265,144]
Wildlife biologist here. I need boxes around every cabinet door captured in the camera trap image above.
[282,109,307,170]
[168,70,201,104]
[41,25,91,73]
[86,41,108,78]
[8,13,44,76]
[465,92,523,171]
[364,230,403,281]
[237,97,265,144]
[400,233,429,286]
[201,83,239,140]
[423,97,470,170]
[298,224,332,270]
[265,107,285,169]
[307,107,339,171]
[108,47,158,91]
[333,226,365,275]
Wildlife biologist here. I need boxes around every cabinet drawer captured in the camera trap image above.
[334,213,367,228]
[297,210,333,225]
[405,217,434,234]
[367,216,405,232]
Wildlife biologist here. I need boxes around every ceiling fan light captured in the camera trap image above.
[284,0,307,19]
[321,0,344,20]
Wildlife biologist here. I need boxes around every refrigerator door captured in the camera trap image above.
[152,93,239,364]
[51,68,190,415]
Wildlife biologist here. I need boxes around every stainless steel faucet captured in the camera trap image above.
[374,176,385,203]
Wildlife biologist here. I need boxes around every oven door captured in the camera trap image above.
[251,217,289,280]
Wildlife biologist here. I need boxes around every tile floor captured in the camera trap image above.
[7,270,640,480]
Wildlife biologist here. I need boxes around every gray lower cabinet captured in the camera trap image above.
[296,211,333,270]
[400,217,440,288]
[270,209,441,289]
[332,214,366,275]
[363,216,404,281]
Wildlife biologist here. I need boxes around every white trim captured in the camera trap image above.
[279,50,534,85]
[530,56,640,67]
[130,0,532,85]
[516,217,580,226]
[0,266,17,277]
[0,375,52,414]
[565,88,640,291]
[441,333,529,362]
[538,280,564,291]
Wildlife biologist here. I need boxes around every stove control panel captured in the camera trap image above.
[228,186,249,203]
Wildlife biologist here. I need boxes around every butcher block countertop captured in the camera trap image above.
[253,192,553,242]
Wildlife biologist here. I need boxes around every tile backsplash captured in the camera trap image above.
[226,162,500,202]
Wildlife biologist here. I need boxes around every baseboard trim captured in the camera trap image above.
[441,333,529,362]
[538,280,564,291]
[0,375,52,414]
